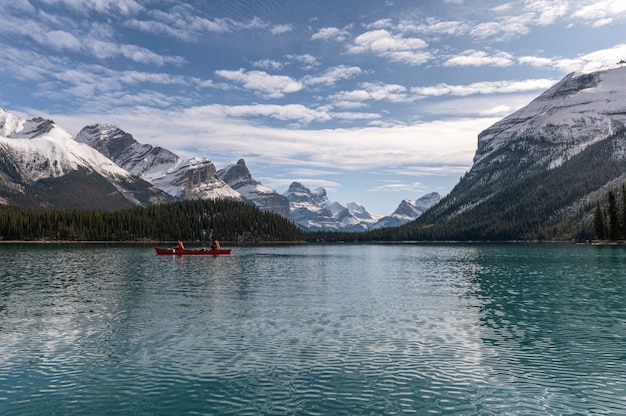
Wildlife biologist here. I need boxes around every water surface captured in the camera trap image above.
[1,243,625,415]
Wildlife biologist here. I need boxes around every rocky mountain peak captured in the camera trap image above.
[76,124,136,159]
[217,158,253,187]
[0,110,56,139]
[470,65,626,194]
[77,123,241,201]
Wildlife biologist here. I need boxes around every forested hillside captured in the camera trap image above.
[593,184,626,241]
[0,199,304,243]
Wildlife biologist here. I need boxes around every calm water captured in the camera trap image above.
[0,243,625,415]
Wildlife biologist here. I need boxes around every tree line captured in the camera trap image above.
[0,199,304,243]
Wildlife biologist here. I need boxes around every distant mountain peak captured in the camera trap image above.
[77,124,242,201]
[217,159,290,217]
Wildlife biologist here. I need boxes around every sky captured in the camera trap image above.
[1,0,626,215]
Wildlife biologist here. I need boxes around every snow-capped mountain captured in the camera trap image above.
[1,110,442,230]
[76,124,242,201]
[217,159,290,217]
[472,65,626,189]
[281,182,372,231]
[372,192,442,229]
[0,109,170,209]
[416,63,626,240]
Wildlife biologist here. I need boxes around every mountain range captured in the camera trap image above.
[5,62,625,239]
[0,110,438,230]
[0,110,171,209]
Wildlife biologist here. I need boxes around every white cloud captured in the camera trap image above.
[411,78,556,97]
[44,0,144,16]
[286,54,320,70]
[329,82,412,106]
[367,181,425,193]
[518,43,626,74]
[525,0,569,26]
[444,50,514,67]
[557,43,626,73]
[215,69,302,99]
[400,18,470,37]
[419,94,539,118]
[50,106,493,177]
[271,24,293,35]
[570,0,626,26]
[311,27,350,42]
[303,65,364,87]
[349,29,427,53]
[518,55,554,68]
[347,29,432,65]
[46,30,81,50]
[252,59,284,70]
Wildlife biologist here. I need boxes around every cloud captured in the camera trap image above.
[215,69,302,99]
[127,7,231,40]
[179,103,381,127]
[525,0,569,25]
[556,43,626,73]
[367,182,425,193]
[411,78,556,97]
[400,18,470,37]
[518,44,626,74]
[49,105,493,177]
[252,59,284,70]
[0,6,185,67]
[285,54,320,70]
[518,55,554,68]
[444,50,514,67]
[419,94,540,118]
[570,0,626,27]
[311,27,351,42]
[190,104,333,125]
[271,24,293,35]
[328,82,412,107]
[347,29,432,65]
[303,65,364,87]
[39,0,144,16]
[45,30,82,50]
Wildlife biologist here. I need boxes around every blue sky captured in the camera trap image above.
[1,0,626,215]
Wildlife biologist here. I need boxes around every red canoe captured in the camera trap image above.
[155,247,231,255]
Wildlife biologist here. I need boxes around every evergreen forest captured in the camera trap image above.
[0,199,304,243]
[593,184,626,241]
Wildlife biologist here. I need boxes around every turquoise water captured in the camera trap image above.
[0,243,625,415]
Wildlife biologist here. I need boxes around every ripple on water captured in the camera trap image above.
[2,244,626,415]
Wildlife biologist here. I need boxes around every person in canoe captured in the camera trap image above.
[211,240,220,250]
[176,241,185,250]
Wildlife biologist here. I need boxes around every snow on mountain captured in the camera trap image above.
[0,109,171,208]
[474,64,626,173]
[217,159,290,217]
[1,109,442,228]
[372,192,442,229]
[283,181,383,231]
[416,63,626,239]
[423,64,626,221]
[0,110,131,182]
[76,124,243,201]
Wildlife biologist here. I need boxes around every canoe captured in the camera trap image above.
[155,247,231,255]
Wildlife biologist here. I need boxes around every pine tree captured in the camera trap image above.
[620,184,626,239]
[593,199,606,240]
[608,190,620,240]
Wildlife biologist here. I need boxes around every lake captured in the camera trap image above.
[0,243,625,415]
